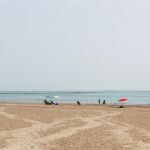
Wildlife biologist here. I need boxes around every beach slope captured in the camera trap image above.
[0,104,150,150]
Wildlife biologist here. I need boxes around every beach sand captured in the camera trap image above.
[0,103,150,150]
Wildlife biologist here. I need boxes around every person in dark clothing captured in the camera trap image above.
[43,99,52,105]
[50,101,54,104]
[77,101,81,105]
[103,100,106,104]
[98,99,101,104]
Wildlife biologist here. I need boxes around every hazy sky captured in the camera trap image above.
[0,0,150,91]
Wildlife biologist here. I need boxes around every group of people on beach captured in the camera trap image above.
[44,98,106,106]
[43,99,58,105]
[98,99,106,105]
[76,99,106,105]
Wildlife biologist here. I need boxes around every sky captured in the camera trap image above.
[0,0,150,91]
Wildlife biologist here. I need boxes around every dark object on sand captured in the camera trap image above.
[44,99,58,105]
[119,105,124,108]
[43,99,52,105]
[50,101,54,104]
[77,101,81,105]
[115,105,124,108]
[103,100,106,104]
[98,99,100,104]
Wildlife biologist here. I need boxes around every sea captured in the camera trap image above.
[0,91,150,105]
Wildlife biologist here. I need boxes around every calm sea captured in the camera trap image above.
[0,91,150,105]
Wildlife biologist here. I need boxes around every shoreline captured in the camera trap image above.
[0,101,150,108]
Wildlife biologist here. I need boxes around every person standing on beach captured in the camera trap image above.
[103,100,106,104]
[98,99,101,104]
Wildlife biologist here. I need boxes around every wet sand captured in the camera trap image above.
[0,103,150,150]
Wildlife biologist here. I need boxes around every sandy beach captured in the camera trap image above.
[0,103,150,150]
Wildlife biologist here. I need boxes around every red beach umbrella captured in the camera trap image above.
[118,98,128,102]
